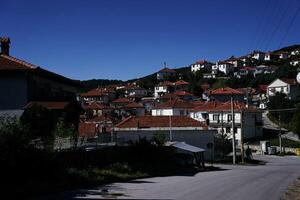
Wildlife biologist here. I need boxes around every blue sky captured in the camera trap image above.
[1,0,300,80]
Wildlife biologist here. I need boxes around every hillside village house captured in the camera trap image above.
[267,78,299,100]
[190,60,212,73]
[156,67,176,81]
[252,51,265,61]
[114,115,216,159]
[83,102,112,117]
[212,61,234,75]
[154,81,175,98]
[190,101,263,142]
[238,56,251,66]
[0,37,78,114]
[237,67,256,78]
[174,80,190,91]
[80,88,112,104]
[204,87,245,102]
[291,48,300,56]
[264,52,279,61]
[254,65,277,77]
[151,98,194,116]
[225,56,242,67]
[290,58,300,66]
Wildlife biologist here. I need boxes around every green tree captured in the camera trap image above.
[289,104,300,137]
[20,104,56,149]
[53,117,76,150]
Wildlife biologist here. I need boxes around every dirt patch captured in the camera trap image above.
[282,178,300,200]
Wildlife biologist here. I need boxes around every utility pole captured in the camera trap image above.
[231,96,236,164]
[279,114,282,154]
[169,115,173,141]
[240,110,245,164]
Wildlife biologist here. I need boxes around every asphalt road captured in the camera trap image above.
[41,155,300,200]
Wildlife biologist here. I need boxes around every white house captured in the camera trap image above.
[214,61,234,75]
[267,78,299,99]
[191,60,212,73]
[225,56,242,67]
[290,58,300,66]
[254,65,277,77]
[151,98,194,116]
[252,51,265,61]
[291,48,300,56]
[154,81,175,99]
[190,101,263,142]
[264,52,279,61]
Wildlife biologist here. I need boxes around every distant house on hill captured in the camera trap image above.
[151,98,194,116]
[208,87,245,102]
[190,60,212,73]
[157,67,176,81]
[267,78,299,100]
[0,37,79,113]
[251,51,265,61]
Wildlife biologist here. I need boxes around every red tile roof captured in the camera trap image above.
[78,122,98,138]
[123,102,144,109]
[192,101,258,112]
[282,79,297,85]
[116,116,207,129]
[0,54,37,70]
[0,55,79,86]
[112,98,132,103]
[87,115,113,123]
[24,101,69,110]
[153,98,194,109]
[210,87,244,95]
[174,90,193,96]
[192,101,223,112]
[158,81,174,86]
[258,85,268,93]
[175,80,189,85]
[158,67,176,73]
[80,88,110,97]
[84,102,111,110]
[160,93,179,100]
[195,60,207,64]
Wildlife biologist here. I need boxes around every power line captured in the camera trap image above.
[248,0,271,53]
[278,0,300,48]
[256,0,280,51]
[264,0,291,51]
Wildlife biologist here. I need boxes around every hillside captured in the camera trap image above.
[80,44,299,92]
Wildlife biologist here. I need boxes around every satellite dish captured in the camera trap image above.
[297,72,300,84]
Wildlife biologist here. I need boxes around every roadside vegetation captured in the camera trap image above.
[0,115,200,199]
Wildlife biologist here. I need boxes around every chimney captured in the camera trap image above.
[0,37,10,56]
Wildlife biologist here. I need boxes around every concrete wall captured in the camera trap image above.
[115,129,215,160]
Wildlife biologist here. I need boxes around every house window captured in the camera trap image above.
[227,114,232,122]
[226,127,231,133]
[234,127,238,133]
[213,114,219,121]
[180,110,184,116]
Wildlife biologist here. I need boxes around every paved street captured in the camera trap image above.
[43,155,300,200]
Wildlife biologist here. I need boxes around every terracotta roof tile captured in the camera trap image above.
[158,67,176,73]
[116,116,207,129]
[84,102,111,110]
[175,80,189,85]
[112,98,132,103]
[153,98,194,109]
[24,101,69,110]
[210,87,244,95]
